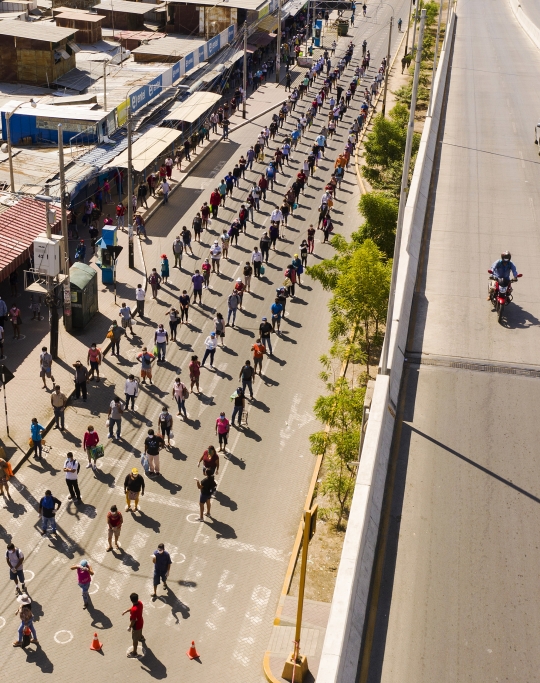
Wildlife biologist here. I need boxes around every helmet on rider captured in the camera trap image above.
[501,251,511,262]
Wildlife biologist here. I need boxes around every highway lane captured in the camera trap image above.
[517,0,540,38]
[362,0,540,681]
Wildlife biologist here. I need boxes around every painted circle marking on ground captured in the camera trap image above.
[174,553,186,564]
[88,583,99,595]
[126,644,147,657]
[186,513,201,524]
[24,570,35,583]
[54,630,73,644]
[0,616,5,630]
[168,439,176,447]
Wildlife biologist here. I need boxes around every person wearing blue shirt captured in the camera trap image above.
[291,129,300,149]
[271,299,283,332]
[152,543,172,597]
[30,418,45,460]
[488,251,519,300]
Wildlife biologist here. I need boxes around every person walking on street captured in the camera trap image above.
[39,489,61,535]
[189,355,201,393]
[70,559,94,609]
[107,505,123,551]
[73,361,88,401]
[148,269,162,299]
[215,411,230,452]
[83,424,99,469]
[154,324,169,363]
[63,452,81,503]
[87,343,102,381]
[144,429,165,476]
[119,302,134,336]
[259,317,274,355]
[6,543,26,595]
[30,418,45,459]
[251,339,266,375]
[39,346,55,388]
[239,360,255,398]
[108,396,124,440]
[124,468,145,512]
[108,320,125,357]
[51,384,67,428]
[231,387,245,427]
[13,594,37,647]
[134,284,146,318]
[138,347,155,384]
[123,593,145,657]
[125,374,139,410]
[152,543,172,596]
[201,332,218,368]
[196,468,216,521]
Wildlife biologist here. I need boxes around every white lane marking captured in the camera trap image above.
[519,150,525,168]
[105,530,149,600]
[90,537,109,564]
[529,197,536,222]
[231,585,272,667]
[216,538,284,562]
[54,630,73,644]
[279,392,315,450]
[109,486,199,513]
[205,569,235,633]
[198,364,226,417]
[0,617,5,629]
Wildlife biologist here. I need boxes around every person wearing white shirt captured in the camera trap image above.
[134,284,145,318]
[124,374,139,410]
[251,247,263,278]
[210,241,222,273]
[271,208,283,228]
[201,332,218,368]
[63,452,81,501]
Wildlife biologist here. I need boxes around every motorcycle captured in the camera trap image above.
[487,270,523,323]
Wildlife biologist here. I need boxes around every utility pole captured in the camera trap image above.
[57,124,72,334]
[427,0,443,118]
[411,2,419,56]
[381,16,393,117]
[275,0,281,84]
[6,111,14,192]
[103,59,107,111]
[380,9,426,376]
[127,108,134,269]
[442,0,453,50]
[305,0,310,55]
[404,0,413,54]
[242,21,247,119]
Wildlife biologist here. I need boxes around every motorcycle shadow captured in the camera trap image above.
[501,303,540,329]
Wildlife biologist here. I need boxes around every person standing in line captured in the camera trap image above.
[6,543,26,595]
[271,298,284,333]
[251,247,263,279]
[195,468,216,521]
[181,226,193,255]
[87,343,102,382]
[214,313,225,347]
[39,346,55,389]
[108,320,125,357]
[125,374,139,410]
[134,284,146,318]
[0,320,4,360]
[210,241,222,274]
[138,347,155,385]
[12,594,37,647]
[259,317,274,356]
[161,179,170,203]
[179,290,190,323]
[307,224,316,254]
[119,302,134,337]
[158,406,174,446]
[226,291,240,327]
[189,355,201,393]
[83,424,99,469]
[198,445,219,474]
[151,543,172,597]
[191,271,204,305]
[260,232,271,263]
[201,332,218,368]
[123,593,145,657]
[300,240,309,268]
[168,307,180,341]
[148,269,162,299]
[215,411,230,452]
[124,468,145,512]
[51,384,67,429]
[239,360,255,399]
[154,324,168,363]
[251,339,266,376]
[107,505,123,551]
[144,429,165,476]
[72,361,88,402]
[63,452,81,502]
[0,458,12,499]
[231,387,245,427]
[160,254,170,284]
[30,418,45,460]
[172,377,188,418]
[70,559,94,609]
[172,235,184,268]
[108,396,124,440]
[38,489,61,536]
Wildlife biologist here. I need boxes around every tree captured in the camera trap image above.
[356,192,398,258]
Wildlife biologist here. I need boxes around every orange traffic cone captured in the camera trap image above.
[186,640,200,659]
[90,633,103,651]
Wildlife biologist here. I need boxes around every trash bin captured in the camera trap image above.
[70,262,98,329]
[337,20,349,36]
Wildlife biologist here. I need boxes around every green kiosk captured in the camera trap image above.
[70,263,98,329]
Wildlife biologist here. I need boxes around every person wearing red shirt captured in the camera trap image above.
[258,174,268,201]
[116,202,126,231]
[123,592,145,657]
[209,189,221,218]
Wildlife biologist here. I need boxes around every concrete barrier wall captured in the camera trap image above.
[508,0,540,50]
[316,10,457,683]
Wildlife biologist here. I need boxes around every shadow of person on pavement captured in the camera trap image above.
[133,509,161,533]
[214,489,237,512]
[139,646,168,679]
[24,646,54,673]
[205,516,236,539]
[223,450,246,470]
[88,603,113,629]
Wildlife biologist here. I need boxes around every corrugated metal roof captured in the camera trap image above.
[1,99,106,121]
[163,91,220,123]
[0,196,61,281]
[0,18,76,41]
[105,127,181,172]
[132,35,205,57]
[95,1,157,15]
[168,0,267,8]
[77,127,142,167]
[56,11,105,22]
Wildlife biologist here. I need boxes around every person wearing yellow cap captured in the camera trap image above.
[124,468,145,512]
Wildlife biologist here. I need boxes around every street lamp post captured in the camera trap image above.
[381,15,393,117]
[242,21,248,119]
[6,98,36,192]
[58,124,72,333]
[127,108,134,269]
[275,0,282,83]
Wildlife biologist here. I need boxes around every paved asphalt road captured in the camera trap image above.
[0,2,411,680]
[518,0,540,37]
[363,0,540,682]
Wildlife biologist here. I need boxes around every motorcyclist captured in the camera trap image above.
[488,251,518,299]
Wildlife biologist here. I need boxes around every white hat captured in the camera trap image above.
[17,594,31,605]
